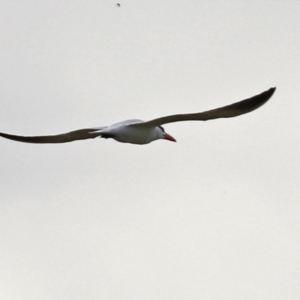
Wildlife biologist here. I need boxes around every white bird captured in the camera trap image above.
[0,87,276,145]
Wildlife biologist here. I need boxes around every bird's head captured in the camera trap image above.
[156,126,176,142]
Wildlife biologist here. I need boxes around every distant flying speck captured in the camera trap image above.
[116,3,120,7]
[0,88,276,145]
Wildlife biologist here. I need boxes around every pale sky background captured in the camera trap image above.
[0,1,299,299]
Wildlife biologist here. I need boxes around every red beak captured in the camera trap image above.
[164,133,176,142]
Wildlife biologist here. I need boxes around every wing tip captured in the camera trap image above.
[226,86,276,116]
[263,86,276,102]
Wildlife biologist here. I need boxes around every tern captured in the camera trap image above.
[0,87,275,145]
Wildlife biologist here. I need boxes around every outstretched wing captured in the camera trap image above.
[0,127,105,144]
[137,87,276,128]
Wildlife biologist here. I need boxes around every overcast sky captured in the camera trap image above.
[0,1,299,299]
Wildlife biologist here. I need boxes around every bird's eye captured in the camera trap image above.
[158,125,165,132]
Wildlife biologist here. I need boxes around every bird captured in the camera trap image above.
[0,87,276,146]
[116,3,120,7]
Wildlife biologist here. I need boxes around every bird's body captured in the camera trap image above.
[98,119,164,144]
[0,87,276,146]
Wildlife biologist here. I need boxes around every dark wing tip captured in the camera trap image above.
[0,128,102,144]
[231,86,276,114]
[268,87,276,96]
[0,132,59,143]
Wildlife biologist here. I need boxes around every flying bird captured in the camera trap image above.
[0,87,276,145]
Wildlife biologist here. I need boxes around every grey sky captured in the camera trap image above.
[0,1,299,299]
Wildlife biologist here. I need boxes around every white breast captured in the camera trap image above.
[99,119,159,144]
